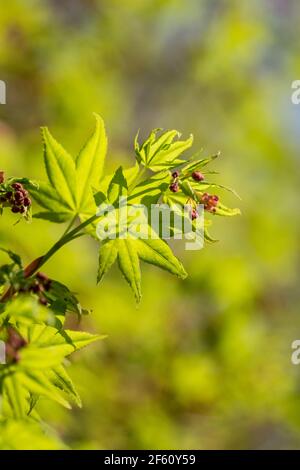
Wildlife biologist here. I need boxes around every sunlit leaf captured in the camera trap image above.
[76,114,107,211]
[41,128,77,210]
[135,129,193,171]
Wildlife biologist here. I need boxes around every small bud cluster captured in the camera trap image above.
[5,327,27,363]
[0,172,31,216]
[20,272,52,305]
[200,193,219,213]
[168,169,219,219]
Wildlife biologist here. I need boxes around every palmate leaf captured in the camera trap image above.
[0,322,103,417]
[31,114,107,223]
[135,129,193,171]
[18,324,103,368]
[98,236,187,303]
[96,167,187,301]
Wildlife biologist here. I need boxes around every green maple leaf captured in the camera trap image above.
[31,114,107,222]
[97,237,187,303]
[134,129,193,171]
[0,319,103,418]
[96,167,187,302]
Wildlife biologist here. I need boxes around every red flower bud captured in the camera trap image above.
[190,209,198,220]
[200,193,219,212]
[201,193,209,203]
[192,171,204,182]
[23,197,31,207]
[169,182,179,193]
[12,182,23,190]
[14,191,24,204]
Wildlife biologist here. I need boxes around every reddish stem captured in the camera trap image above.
[0,255,44,303]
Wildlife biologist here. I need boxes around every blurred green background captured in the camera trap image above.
[1,0,300,449]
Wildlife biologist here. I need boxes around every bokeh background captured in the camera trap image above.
[1,0,300,449]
